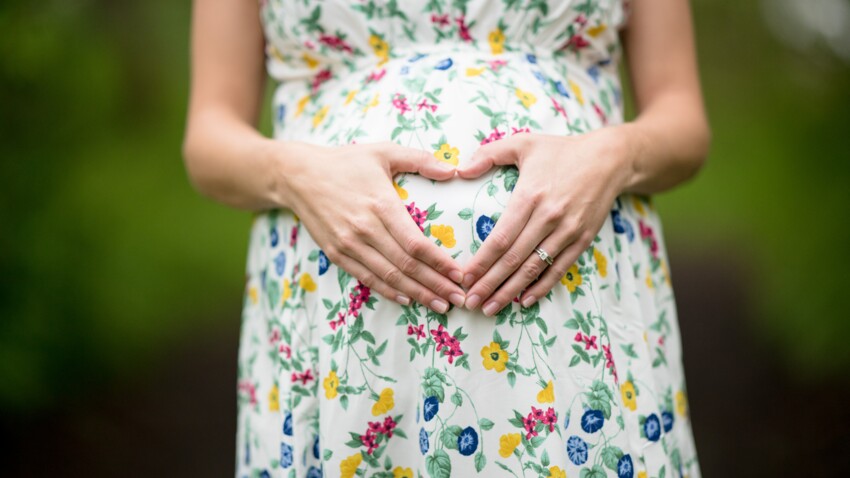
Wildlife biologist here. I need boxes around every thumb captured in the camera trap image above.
[386,143,457,181]
[457,137,518,179]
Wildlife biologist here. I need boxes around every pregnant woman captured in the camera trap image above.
[183,0,711,476]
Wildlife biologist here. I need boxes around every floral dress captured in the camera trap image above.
[237,1,701,477]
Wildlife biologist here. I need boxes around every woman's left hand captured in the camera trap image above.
[456,127,634,316]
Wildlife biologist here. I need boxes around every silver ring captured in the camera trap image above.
[534,246,554,266]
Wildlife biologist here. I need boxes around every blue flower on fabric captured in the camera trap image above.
[434,58,453,70]
[580,409,604,433]
[457,427,479,456]
[617,454,634,478]
[400,65,410,75]
[533,70,546,86]
[555,80,570,98]
[526,53,538,64]
[476,215,495,242]
[245,441,251,465]
[276,104,286,124]
[318,250,329,276]
[259,470,271,478]
[662,411,674,433]
[306,466,322,478]
[587,66,600,83]
[274,252,286,276]
[282,412,293,436]
[270,226,279,247]
[644,413,661,442]
[423,396,439,422]
[563,412,571,430]
[408,52,427,62]
[419,427,430,454]
[611,210,635,242]
[280,442,293,468]
[312,435,320,459]
[566,435,588,465]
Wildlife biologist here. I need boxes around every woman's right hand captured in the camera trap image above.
[276,140,466,313]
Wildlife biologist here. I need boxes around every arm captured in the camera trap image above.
[181,0,466,313]
[618,0,712,195]
[456,0,711,314]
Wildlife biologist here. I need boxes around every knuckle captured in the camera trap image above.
[521,261,542,282]
[398,254,420,275]
[541,206,563,226]
[404,236,426,257]
[382,267,403,286]
[487,230,511,252]
[358,272,376,289]
[501,248,524,269]
[336,232,356,253]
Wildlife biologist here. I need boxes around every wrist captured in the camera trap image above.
[593,123,643,196]
[261,139,319,210]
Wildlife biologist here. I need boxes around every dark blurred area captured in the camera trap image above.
[1,0,849,476]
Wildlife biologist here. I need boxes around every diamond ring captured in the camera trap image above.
[534,246,554,266]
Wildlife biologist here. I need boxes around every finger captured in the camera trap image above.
[363,220,466,308]
[461,183,537,291]
[478,227,574,317]
[330,252,410,306]
[377,198,465,285]
[456,134,523,179]
[383,142,457,181]
[519,234,594,306]
[465,210,559,311]
[345,239,452,314]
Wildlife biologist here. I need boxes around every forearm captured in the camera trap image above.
[614,91,712,196]
[181,108,307,212]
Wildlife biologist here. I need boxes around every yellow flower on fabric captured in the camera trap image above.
[638,472,647,478]
[345,89,358,105]
[481,342,509,372]
[593,247,608,278]
[434,143,459,166]
[295,95,310,116]
[633,195,647,216]
[299,273,317,292]
[646,271,654,289]
[362,93,379,113]
[312,105,329,128]
[515,87,537,108]
[489,28,505,54]
[248,285,258,305]
[569,79,585,105]
[282,279,292,302]
[466,67,486,76]
[430,224,456,248]
[340,453,362,478]
[621,381,637,411]
[549,466,567,478]
[498,433,522,458]
[369,34,390,64]
[392,467,414,478]
[661,259,671,285]
[371,388,395,416]
[643,330,648,343]
[302,52,319,68]
[537,380,555,403]
[269,384,280,411]
[676,389,689,417]
[560,264,583,292]
[323,370,339,399]
[393,180,408,199]
[586,23,608,37]
[268,45,285,62]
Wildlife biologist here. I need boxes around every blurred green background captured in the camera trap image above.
[1,0,849,475]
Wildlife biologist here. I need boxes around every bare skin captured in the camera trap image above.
[458,0,712,315]
[182,0,710,317]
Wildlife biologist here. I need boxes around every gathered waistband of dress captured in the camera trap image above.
[265,40,622,87]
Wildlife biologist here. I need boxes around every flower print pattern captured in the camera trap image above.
[236,0,701,477]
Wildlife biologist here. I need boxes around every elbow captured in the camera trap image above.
[688,117,712,179]
[181,133,212,199]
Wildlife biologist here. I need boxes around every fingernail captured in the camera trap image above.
[521,295,536,308]
[482,301,499,317]
[430,299,449,314]
[465,294,481,310]
[449,270,464,284]
[449,293,465,308]
[462,273,476,288]
[396,294,411,306]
